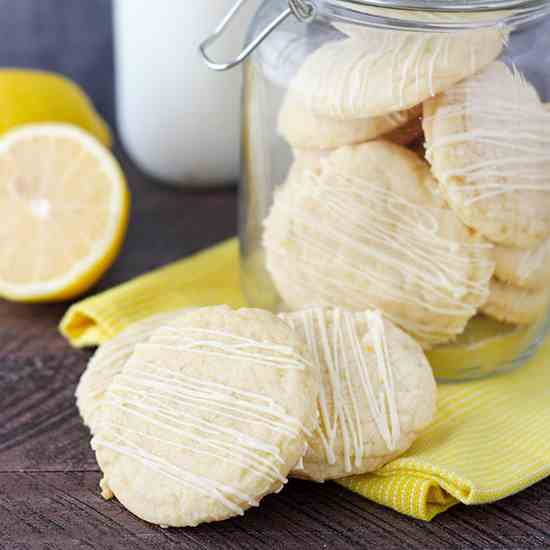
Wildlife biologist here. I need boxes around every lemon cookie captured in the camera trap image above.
[292,149,328,176]
[494,238,550,290]
[288,32,504,119]
[481,279,550,325]
[424,62,550,247]
[281,307,436,481]
[93,306,320,527]
[287,113,423,175]
[263,141,495,348]
[76,310,186,433]
[278,90,421,149]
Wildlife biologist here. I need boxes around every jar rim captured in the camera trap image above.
[322,0,546,12]
[317,0,550,30]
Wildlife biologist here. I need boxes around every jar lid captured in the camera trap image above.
[324,0,544,12]
[200,0,550,71]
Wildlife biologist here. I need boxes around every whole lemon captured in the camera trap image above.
[0,69,112,147]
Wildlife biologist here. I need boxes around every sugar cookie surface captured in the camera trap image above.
[480,280,550,325]
[291,149,328,177]
[76,310,186,433]
[494,238,550,290]
[264,141,495,348]
[424,62,550,247]
[93,306,320,527]
[278,90,421,149]
[281,308,436,481]
[288,32,504,119]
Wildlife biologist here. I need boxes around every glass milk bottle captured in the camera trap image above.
[114,0,257,187]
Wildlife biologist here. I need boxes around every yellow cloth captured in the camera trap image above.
[60,238,550,521]
[60,240,245,347]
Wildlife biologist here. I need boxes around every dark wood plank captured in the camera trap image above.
[1,468,550,550]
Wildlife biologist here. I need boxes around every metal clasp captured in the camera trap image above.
[199,0,316,71]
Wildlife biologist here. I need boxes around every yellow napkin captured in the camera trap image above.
[61,238,550,521]
[61,240,245,347]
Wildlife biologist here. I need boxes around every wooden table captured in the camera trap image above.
[1,1,549,548]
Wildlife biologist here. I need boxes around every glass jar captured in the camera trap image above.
[204,0,550,381]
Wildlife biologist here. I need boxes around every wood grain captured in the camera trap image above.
[0,1,549,548]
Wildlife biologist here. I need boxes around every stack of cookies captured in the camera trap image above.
[76,26,550,530]
[77,305,436,527]
[424,63,550,327]
[264,27,550,348]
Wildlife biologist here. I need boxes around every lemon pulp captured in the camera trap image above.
[0,124,129,302]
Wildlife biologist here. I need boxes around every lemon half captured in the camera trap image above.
[0,124,129,302]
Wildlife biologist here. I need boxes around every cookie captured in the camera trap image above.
[263,141,495,348]
[291,149,328,177]
[281,307,436,481]
[481,279,550,325]
[286,115,423,176]
[424,62,550,247]
[92,306,320,527]
[493,109,550,290]
[494,238,550,290]
[288,32,504,119]
[76,310,186,433]
[278,90,421,149]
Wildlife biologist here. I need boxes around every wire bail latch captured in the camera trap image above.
[199,0,316,71]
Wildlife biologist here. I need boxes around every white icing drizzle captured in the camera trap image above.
[112,365,310,438]
[155,327,309,371]
[93,326,311,516]
[268,169,494,344]
[293,31,504,118]
[285,308,400,472]
[374,109,412,133]
[426,63,550,206]
[76,323,156,401]
[517,238,550,282]
[94,435,252,514]
[76,318,183,430]
[77,311,184,389]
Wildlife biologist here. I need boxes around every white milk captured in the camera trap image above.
[114,0,256,186]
